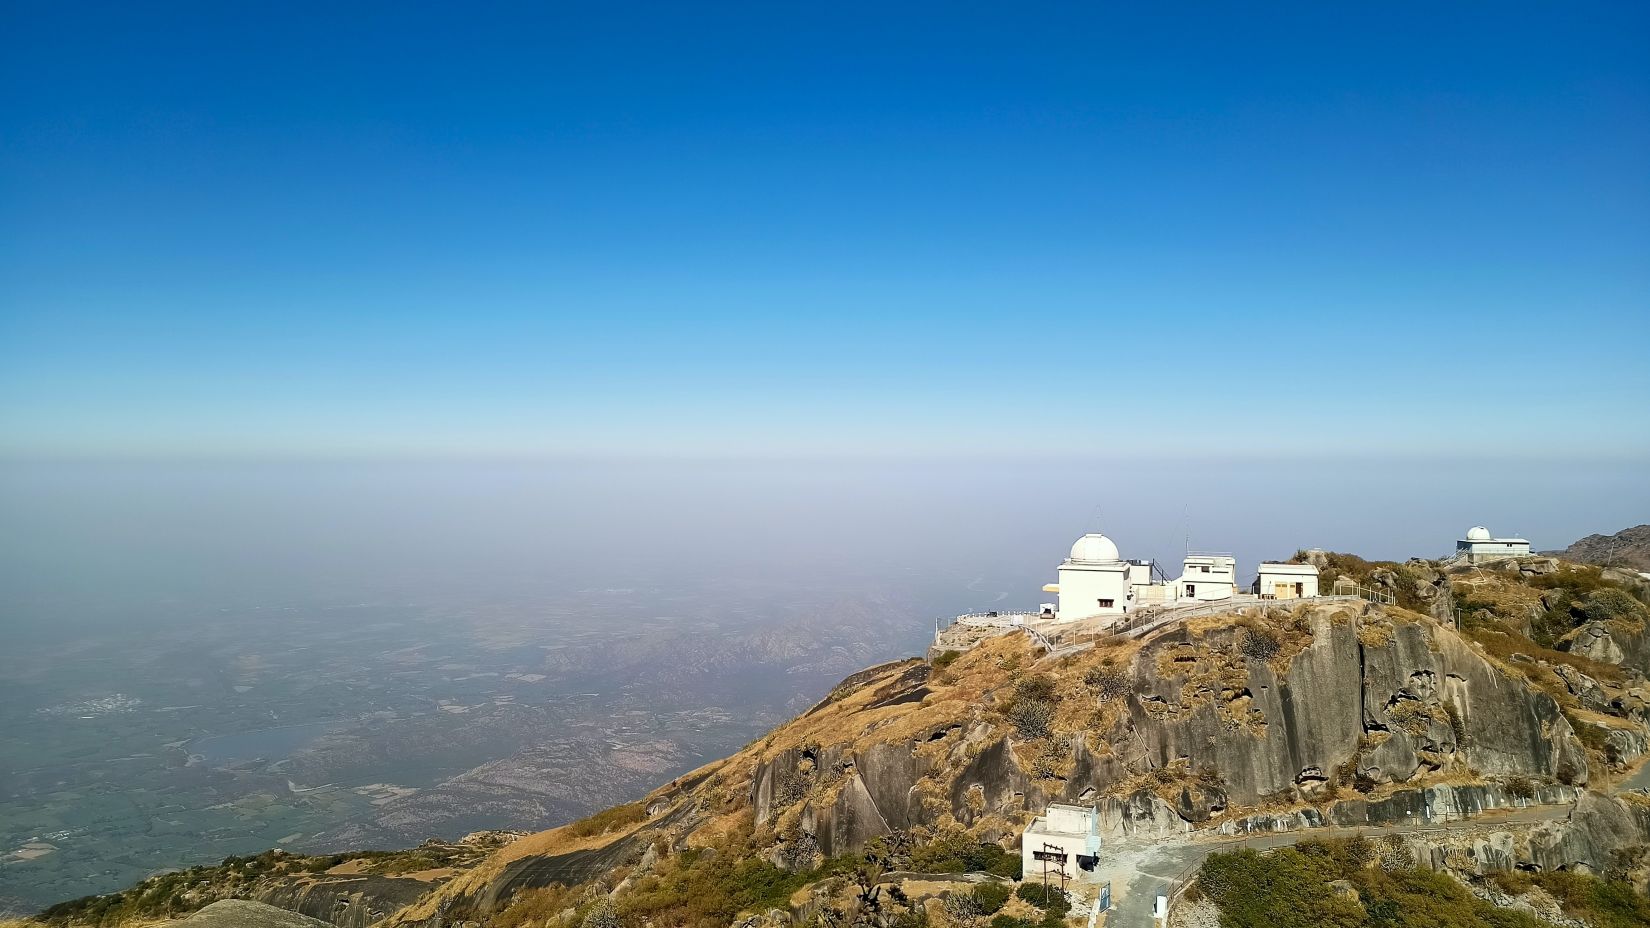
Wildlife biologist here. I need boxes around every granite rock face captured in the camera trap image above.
[1076,610,1588,808]
[254,876,439,928]
[172,900,333,928]
[759,605,1590,858]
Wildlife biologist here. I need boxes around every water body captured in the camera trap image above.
[191,721,341,766]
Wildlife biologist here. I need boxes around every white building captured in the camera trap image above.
[1456,526,1531,564]
[1051,534,1130,621]
[1174,554,1236,602]
[1021,803,1101,884]
[1255,562,1320,599]
[1045,533,1163,621]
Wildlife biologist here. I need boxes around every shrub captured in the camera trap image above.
[972,882,1011,914]
[1027,741,1064,780]
[1527,870,1650,928]
[1014,882,1070,916]
[1082,665,1130,701]
[1014,674,1057,703]
[1237,627,1279,661]
[1504,775,1536,800]
[1198,839,1556,928]
[908,833,1018,878]
[1008,698,1054,739]
[1579,589,1648,626]
[932,650,962,670]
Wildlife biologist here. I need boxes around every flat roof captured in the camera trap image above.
[1257,562,1318,574]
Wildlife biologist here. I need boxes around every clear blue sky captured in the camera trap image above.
[2,2,1647,459]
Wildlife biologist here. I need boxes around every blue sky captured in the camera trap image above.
[2,2,1647,459]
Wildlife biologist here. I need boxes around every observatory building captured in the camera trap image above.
[1048,534,1154,621]
[1456,526,1531,564]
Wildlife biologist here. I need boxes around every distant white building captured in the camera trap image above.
[1456,526,1531,564]
[1255,562,1320,599]
[1021,803,1100,884]
[1047,533,1159,621]
[1174,554,1236,602]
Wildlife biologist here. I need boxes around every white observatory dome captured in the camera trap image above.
[1069,533,1121,563]
[1466,526,1492,541]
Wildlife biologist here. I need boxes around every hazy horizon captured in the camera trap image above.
[5,455,1644,641]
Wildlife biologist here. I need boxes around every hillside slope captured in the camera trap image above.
[1547,524,1650,572]
[386,565,1650,928]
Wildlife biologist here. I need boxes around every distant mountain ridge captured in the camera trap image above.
[1546,524,1650,572]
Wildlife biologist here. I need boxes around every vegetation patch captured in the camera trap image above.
[1198,837,1550,928]
[1489,869,1650,928]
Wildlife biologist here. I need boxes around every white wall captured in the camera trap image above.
[1056,564,1128,620]
[1460,540,1532,562]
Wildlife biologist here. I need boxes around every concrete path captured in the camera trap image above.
[1095,803,1574,928]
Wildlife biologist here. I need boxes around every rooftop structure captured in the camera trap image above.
[1174,553,1236,602]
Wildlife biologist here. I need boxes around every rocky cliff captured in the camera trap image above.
[390,589,1650,927]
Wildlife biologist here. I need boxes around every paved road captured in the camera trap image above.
[1096,803,1574,928]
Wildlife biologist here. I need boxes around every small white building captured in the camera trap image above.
[1174,554,1236,601]
[1021,803,1100,884]
[1255,562,1320,599]
[1456,526,1531,564]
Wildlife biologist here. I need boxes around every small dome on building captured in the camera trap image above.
[1069,533,1121,563]
[1466,526,1492,541]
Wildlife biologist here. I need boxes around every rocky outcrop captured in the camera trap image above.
[171,900,333,928]
[252,875,438,928]
[1393,792,1650,879]
[1062,610,1587,807]
[1212,783,1583,834]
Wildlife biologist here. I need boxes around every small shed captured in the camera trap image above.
[1255,562,1320,599]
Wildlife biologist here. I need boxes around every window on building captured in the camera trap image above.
[1098,599,1114,608]
[1200,565,1210,573]
[1185,584,1196,596]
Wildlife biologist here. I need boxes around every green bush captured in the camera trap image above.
[1015,881,1070,916]
[1579,588,1649,626]
[1526,869,1650,928]
[972,881,1011,914]
[1008,698,1054,739]
[1198,839,1557,928]
[932,650,962,670]
[909,833,1019,877]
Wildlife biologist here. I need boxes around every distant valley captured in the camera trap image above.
[0,576,949,912]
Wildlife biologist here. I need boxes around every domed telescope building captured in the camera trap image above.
[1456,525,1531,564]
[1048,533,1155,621]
